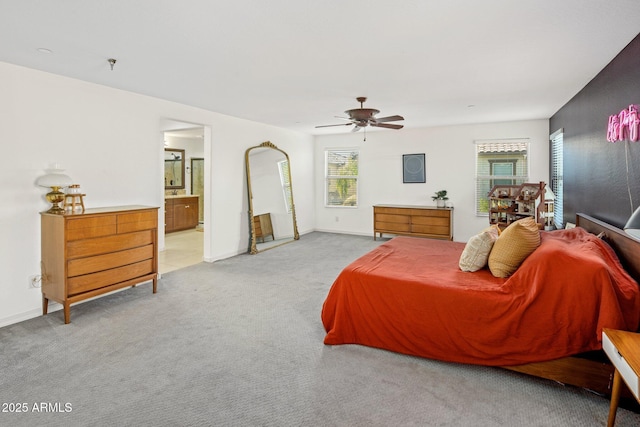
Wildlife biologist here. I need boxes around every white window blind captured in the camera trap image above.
[550,130,564,228]
[475,140,529,215]
[277,159,292,213]
[325,150,359,207]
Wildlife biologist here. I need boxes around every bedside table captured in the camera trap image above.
[602,328,640,427]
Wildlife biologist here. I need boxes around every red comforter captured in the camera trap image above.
[322,228,640,366]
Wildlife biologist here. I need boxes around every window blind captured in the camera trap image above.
[550,131,564,228]
[475,140,529,215]
[325,150,359,207]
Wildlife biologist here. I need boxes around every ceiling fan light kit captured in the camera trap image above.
[316,97,404,140]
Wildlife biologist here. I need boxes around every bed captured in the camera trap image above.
[321,213,640,395]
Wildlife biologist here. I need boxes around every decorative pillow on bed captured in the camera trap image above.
[459,226,500,272]
[488,217,540,278]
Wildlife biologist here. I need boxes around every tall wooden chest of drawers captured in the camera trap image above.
[40,205,159,324]
[373,204,453,241]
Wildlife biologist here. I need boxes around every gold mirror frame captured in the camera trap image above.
[245,141,299,254]
[165,148,185,189]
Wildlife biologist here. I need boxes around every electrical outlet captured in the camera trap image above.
[29,274,42,289]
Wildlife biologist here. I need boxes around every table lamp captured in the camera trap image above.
[624,206,640,239]
[36,167,73,214]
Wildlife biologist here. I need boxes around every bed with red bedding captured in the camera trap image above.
[322,214,640,391]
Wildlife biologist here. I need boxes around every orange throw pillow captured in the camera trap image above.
[488,217,540,278]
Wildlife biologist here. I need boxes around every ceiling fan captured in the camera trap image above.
[316,97,404,138]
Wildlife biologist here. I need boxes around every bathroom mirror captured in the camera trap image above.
[165,148,185,189]
[245,141,299,254]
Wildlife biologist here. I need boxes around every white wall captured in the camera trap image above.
[0,59,546,327]
[314,120,549,242]
[0,61,314,327]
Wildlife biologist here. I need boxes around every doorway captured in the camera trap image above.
[160,122,208,273]
[191,158,205,224]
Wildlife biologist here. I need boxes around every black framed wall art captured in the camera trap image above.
[403,153,426,183]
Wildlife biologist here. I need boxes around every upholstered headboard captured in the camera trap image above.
[576,213,640,284]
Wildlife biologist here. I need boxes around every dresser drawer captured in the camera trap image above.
[67,230,154,259]
[67,259,154,296]
[117,210,157,233]
[66,215,117,240]
[375,207,409,216]
[603,331,640,398]
[376,221,411,233]
[408,209,449,218]
[411,224,450,236]
[67,244,154,277]
[411,216,449,226]
[375,213,410,224]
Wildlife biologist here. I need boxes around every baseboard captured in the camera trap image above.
[0,302,63,328]
[0,282,154,328]
[312,228,372,237]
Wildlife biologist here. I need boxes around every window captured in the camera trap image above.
[475,140,529,215]
[325,149,359,207]
[550,130,563,228]
[277,159,292,213]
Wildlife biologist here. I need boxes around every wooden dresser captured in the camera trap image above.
[40,205,159,324]
[253,213,274,242]
[165,196,199,233]
[373,204,453,241]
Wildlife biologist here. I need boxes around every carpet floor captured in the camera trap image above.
[1,232,639,426]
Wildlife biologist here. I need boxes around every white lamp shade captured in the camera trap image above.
[624,206,640,239]
[36,171,73,188]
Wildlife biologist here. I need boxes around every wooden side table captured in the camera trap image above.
[602,328,640,426]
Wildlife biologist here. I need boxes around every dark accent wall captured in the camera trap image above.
[550,33,640,229]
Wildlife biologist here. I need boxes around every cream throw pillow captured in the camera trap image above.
[459,225,500,272]
[488,217,540,278]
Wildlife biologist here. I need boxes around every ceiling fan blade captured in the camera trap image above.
[315,123,353,128]
[371,122,404,130]
[351,126,362,132]
[374,115,404,123]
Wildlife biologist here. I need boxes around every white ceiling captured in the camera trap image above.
[2,1,639,136]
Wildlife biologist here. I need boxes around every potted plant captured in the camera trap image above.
[432,190,449,208]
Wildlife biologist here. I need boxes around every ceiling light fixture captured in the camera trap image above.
[108,58,117,71]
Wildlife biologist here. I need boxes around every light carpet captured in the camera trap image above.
[1,232,639,426]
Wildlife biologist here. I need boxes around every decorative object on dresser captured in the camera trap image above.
[40,205,159,324]
[36,166,73,214]
[253,213,274,243]
[542,187,555,230]
[431,190,449,208]
[373,204,453,241]
[602,328,640,426]
[488,181,547,229]
[165,195,199,233]
[63,184,85,213]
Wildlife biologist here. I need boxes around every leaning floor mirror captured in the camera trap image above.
[245,141,299,254]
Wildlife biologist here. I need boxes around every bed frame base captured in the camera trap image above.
[502,213,640,400]
[504,356,613,395]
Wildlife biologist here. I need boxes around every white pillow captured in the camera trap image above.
[459,228,499,272]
